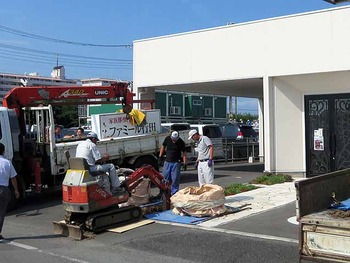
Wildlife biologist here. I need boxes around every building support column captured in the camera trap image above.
[263,76,276,173]
[258,98,264,163]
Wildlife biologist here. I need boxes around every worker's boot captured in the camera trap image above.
[112,186,125,195]
[95,174,111,194]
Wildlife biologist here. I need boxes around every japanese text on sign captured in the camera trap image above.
[91,110,161,139]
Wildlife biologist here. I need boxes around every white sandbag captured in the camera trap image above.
[171,184,227,217]
[120,178,150,207]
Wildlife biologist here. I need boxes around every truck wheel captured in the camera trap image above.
[133,156,159,171]
[6,175,25,212]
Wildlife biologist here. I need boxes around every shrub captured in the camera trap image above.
[250,173,293,185]
[224,183,259,196]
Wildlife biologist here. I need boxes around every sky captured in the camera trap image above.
[0,0,348,114]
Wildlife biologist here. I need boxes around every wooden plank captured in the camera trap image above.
[108,219,155,233]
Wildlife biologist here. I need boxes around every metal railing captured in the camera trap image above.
[222,139,260,163]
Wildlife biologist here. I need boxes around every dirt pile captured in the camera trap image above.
[328,209,350,218]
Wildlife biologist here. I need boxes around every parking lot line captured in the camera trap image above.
[154,221,299,244]
[1,240,91,263]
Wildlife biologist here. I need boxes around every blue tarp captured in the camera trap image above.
[330,197,350,211]
[144,210,211,225]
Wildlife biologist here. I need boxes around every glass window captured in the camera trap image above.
[203,126,222,138]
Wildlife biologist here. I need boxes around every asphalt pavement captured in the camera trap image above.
[169,161,300,243]
[1,161,304,263]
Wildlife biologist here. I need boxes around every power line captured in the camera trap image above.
[0,43,133,70]
[0,49,131,66]
[0,42,133,70]
[0,25,132,48]
[0,43,132,62]
[0,53,131,70]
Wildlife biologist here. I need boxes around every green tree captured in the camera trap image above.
[53,105,79,128]
[227,113,258,123]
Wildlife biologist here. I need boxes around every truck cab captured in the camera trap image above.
[0,107,23,210]
[0,107,21,163]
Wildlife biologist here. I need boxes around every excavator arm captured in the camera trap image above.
[2,82,135,109]
[125,165,171,209]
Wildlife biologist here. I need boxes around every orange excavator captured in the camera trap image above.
[54,158,171,240]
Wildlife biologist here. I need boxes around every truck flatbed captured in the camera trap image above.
[296,169,350,263]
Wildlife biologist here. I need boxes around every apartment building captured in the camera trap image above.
[0,66,78,104]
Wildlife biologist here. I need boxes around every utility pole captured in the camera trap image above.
[235,97,238,116]
[229,96,233,117]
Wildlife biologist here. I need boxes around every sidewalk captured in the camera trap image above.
[199,180,299,228]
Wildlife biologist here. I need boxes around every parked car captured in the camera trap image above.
[219,123,258,160]
[161,123,191,133]
[219,123,258,142]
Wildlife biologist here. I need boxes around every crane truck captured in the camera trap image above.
[0,83,191,210]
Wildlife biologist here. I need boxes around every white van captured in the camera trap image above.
[161,123,191,134]
[189,124,224,159]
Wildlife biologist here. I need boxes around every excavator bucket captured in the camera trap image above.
[53,220,86,240]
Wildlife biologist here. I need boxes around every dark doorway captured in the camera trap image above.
[305,94,350,177]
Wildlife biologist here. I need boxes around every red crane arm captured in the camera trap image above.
[2,82,135,109]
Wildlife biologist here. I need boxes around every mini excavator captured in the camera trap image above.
[53,157,170,240]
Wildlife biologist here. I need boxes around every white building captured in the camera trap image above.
[0,66,78,103]
[81,78,128,87]
[133,6,350,177]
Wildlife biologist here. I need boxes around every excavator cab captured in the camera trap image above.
[62,157,129,214]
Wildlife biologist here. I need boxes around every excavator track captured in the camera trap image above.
[85,206,143,232]
[54,206,143,240]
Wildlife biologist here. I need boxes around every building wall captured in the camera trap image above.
[155,90,227,123]
[214,97,227,119]
[133,7,350,88]
[266,71,350,175]
[133,6,350,175]
[273,78,304,174]
[155,92,167,117]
